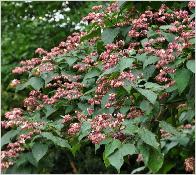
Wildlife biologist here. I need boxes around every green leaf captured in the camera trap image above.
[159,25,173,30]
[78,121,91,141]
[32,143,48,162]
[135,53,147,62]
[138,128,159,150]
[101,93,110,109]
[83,68,100,80]
[161,31,176,42]
[118,57,134,72]
[66,57,78,66]
[1,130,20,148]
[101,27,120,44]
[44,105,56,118]
[144,82,164,92]
[141,38,148,48]
[174,68,191,94]
[140,100,153,115]
[120,143,137,156]
[98,65,119,79]
[28,77,44,90]
[137,143,150,165]
[159,121,178,135]
[41,72,58,85]
[148,148,164,173]
[108,150,123,172]
[136,88,157,104]
[186,60,195,73]
[143,56,159,68]
[15,82,29,92]
[80,28,101,42]
[143,65,156,80]
[108,143,136,172]
[123,124,139,135]
[104,139,121,157]
[41,132,71,149]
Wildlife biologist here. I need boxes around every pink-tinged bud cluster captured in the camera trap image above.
[188,1,195,9]
[127,107,143,119]
[160,129,172,138]
[184,157,195,173]
[88,132,106,144]
[35,48,48,55]
[75,111,87,121]
[92,5,102,11]
[73,63,90,72]
[155,67,176,87]
[105,2,119,13]
[82,52,97,64]
[4,108,23,120]
[12,58,41,74]
[111,71,136,88]
[1,108,44,170]
[87,108,94,115]
[62,114,72,123]
[68,123,81,135]
[1,129,41,170]
[39,62,54,73]
[83,12,104,24]
[10,79,20,88]
[136,154,144,163]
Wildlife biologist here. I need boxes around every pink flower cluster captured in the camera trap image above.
[12,58,41,74]
[1,108,44,169]
[155,67,176,87]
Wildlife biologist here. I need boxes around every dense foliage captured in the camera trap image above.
[1,1,195,174]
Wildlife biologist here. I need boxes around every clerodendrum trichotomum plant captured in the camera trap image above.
[1,1,195,174]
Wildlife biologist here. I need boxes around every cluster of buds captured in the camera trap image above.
[127,107,143,119]
[184,157,195,173]
[67,123,81,135]
[12,58,41,74]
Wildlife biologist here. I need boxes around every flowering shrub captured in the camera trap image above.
[1,1,195,173]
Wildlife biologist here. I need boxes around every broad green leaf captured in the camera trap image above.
[98,65,119,79]
[147,29,157,38]
[140,100,153,115]
[144,82,164,92]
[66,57,77,66]
[174,68,191,94]
[135,53,147,62]
[1,130,20,148]
[136,88,157,104]
[104,139,121,157]
[138,128,159,150]
[118,57,134,72]
[41,72,58,85]
[78,121,91,141]
[148,148,164,173]
[186,60,195,73]
[159,121,178,135]
[108,143,136,172]
[28,77,44,90]
[159,25,173,30]
[120,143,137,156]
[143,56,159,68]
[15,82,28,92]
[41,132,71,149]
[32,143,48,162]
[108,150,123,172]
[101,93,110,109]
[44,105,56,118]
[137,143,150,165]
[143,65,156,80]
[141,38,148,48]
[83,69,100,80]
[101,27,120,44]
[123,124,139,135]
[161,31,176,42]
